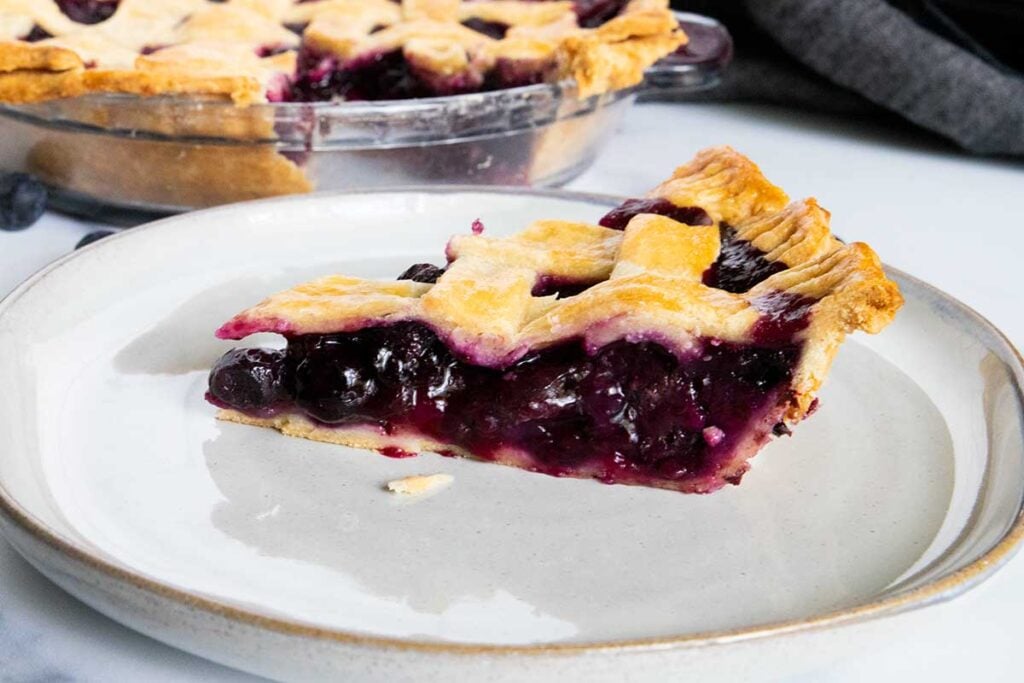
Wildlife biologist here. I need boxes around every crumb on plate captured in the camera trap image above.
[386,473,453,496]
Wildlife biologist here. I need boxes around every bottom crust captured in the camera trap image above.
[217,408,471,458]
[216,405,786,494]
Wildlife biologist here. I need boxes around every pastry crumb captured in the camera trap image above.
[386,474,453,496]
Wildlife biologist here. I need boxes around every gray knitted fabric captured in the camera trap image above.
[672,0,1024,155]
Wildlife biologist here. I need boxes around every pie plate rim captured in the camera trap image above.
[0,185,1021,664]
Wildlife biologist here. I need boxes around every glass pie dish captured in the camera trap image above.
[0,12,730,223]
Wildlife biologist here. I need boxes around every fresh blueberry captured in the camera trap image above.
[74,230,116,250]
[0,173,48,232]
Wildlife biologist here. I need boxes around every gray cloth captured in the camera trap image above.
[673,0,1024,156]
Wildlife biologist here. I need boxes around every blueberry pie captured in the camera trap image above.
[207,147,903,493]
[0,0,685,104]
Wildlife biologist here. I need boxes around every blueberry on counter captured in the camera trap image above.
[75,230,116,250]
[0,173,48,231]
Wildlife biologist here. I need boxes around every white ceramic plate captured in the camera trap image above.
[1,190,1022,682]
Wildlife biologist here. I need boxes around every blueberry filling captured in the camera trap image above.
[484,57,549,90]
[703,225,788,293]
[256,44,293,58]
[286,49,448,102]
[398,263,446,284]
[531,275,596,299]
[284,49,348,102]
[209,317,806,488]
[22,26,53,42]
[599,198,713,230]
[574,0,631,29]
[283,47,549,102]
[55,0,119,25]
[461,18,510,40]
[750,292,815,346]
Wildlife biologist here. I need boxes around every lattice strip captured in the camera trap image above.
[649,146,790,225]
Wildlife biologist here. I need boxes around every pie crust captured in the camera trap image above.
[0,0,686,105]
[209,146,904,492]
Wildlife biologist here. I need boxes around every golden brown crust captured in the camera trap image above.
[0,41,82,72]
[757,242,903,419]
[82,69,264,106]
[731,198,839,267]
[0,67,84,103]
[218,146,904,425]
[0,1,292,105]
[218,408,468,457]
[557,9,686,97]
[402,0,462,23]
[284,0,404,26]
[28,131,313,209]
[177,4,299,49]
[459,1,575,27]
[649,146,791,225]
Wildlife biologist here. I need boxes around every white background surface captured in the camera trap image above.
[0,102,1021,682]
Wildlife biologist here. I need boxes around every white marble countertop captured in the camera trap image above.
[1,102,1021,682]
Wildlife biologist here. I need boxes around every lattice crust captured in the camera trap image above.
[217,146,903,422]
[0,0,685,105]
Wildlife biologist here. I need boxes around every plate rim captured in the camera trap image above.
[2,186,1023,656]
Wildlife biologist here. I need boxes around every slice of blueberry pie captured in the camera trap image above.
[208,147,903,493]
[0,0,686,105]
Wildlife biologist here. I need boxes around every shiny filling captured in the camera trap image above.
[282,47,548,102]
[208,320,804,489]
[704,225,788,293]
[209,198,814,490]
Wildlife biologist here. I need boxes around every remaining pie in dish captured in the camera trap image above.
[207,147,903,493]
[0,0,686,105]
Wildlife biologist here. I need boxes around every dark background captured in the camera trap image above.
[667,0,1024,155]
